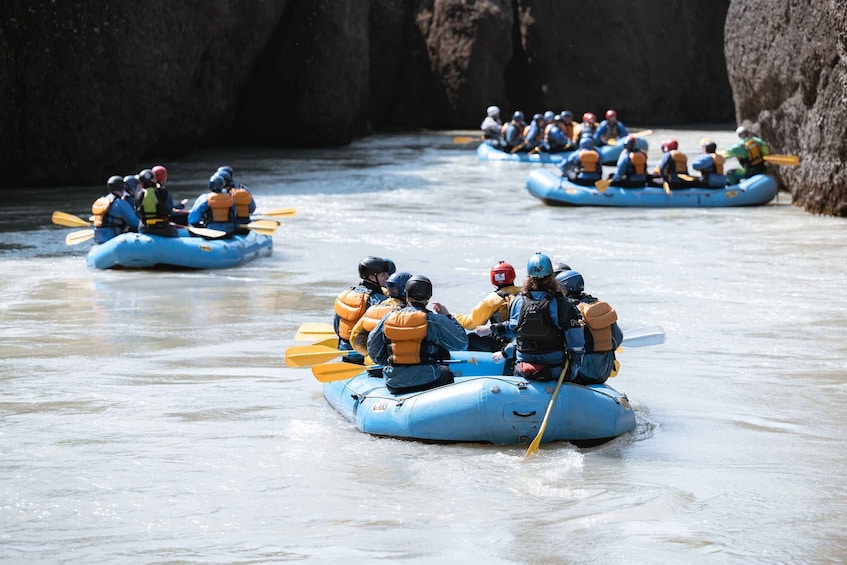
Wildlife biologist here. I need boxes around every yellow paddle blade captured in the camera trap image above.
[452,136,479,144]
[606,138,617,146]
[595,178,613,193]
[246,219,280,235]
[52,211,91,228]
[663,182,671,195]
[763,154,800,167]
[284,344,346,367]
[678,173,696,182]
[295,322,336,342]
[65,229,95,246]
[259,207,297,218]
[312,337,339,348]
[631,129,653,137]
[312,362,368,382]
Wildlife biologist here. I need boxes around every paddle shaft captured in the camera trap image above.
[524,359,569,458]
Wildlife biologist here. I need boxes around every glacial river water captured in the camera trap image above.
[1,128,845,563]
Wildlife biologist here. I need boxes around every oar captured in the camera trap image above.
[245,219,280,235]
[187,226,227,238]
[285,344,347,367]
[510,143,526,154]
[52,211,91,228]
[621,325,665,347]
[295,322,336,342]
[678,173,696,182]
[631,129,653,137]
[312,358,476,383]
[256,207,297,218]
[65,229,95,245]
[524,359,570,458]
[663,181,671,195]
[453,136,480,144]
[595,178,613,193]
[763,154,799,167]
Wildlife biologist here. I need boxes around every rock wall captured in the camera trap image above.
[725,0,847,216]
[1,0,735,189]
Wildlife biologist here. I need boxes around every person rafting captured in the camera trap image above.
[723,125,771,184]
[91,175,141,244]
[593,109,629,147]
[557,270,622,384]
[560,137,603,186]
[455,261,520,354]
[367,275,468,395]
[215,166,256,230]
[187,174,237,236]
[692,138,728,188]
[136,168,179,237]
[349,271,411,357]
[651,139,696,189]
[501,111,525,152]
[612,135,649,188]
[475,253,584,382]
[333,256,395,364]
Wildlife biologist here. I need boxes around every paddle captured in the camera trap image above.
[312,358,476,383]
[52,211,91,228]
[663,181,671,195]
[510,143,526,154]
[187,226,227,238]
[595,178,613,193]
[763,154,799,167]
[621,325,665,348]
[453,136,480,144]
[678,174,696,182]
[631,129,653,137]
[524,359,570,458]
[66,229,95,245]
[245,219,280,235]
[285,344,348,367]
[257,207,297,218]
[295,322,336,342]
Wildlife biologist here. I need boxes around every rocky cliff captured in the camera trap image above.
[725,0,847,216]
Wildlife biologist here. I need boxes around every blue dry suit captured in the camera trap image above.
[491,290,585,381]
[593,120,629,146]
[334,280,387,363]
[656,151,688,185]
[503,122,524,150]
[93,195,141,243]
[367,303,469,392]
[187,192,237,233]
[613,150,649,185]
[524,122,543,151]
[542,124,569,153]
[560,149,602,184]
[691,154,728,187]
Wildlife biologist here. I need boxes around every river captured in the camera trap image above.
[1,128,845,564]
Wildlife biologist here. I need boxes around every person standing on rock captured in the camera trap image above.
[723,126,771,184]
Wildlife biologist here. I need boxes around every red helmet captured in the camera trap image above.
[605,109,617,119]
[490,261,516,286]
[582,112,596,123]
[152,165,167,184]
[661,139,678,151]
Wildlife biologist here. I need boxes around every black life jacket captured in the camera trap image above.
[516,291,564,354]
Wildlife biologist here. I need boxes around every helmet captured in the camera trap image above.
[552,262,571,275]
[152,165,167,185]
[490,261,516,286]
[512,110,525,122]
[532,113,543,123]
[107,175,124,193]
[526,253,553,278]
[623,135,637,151]
[660,138,678,151]
[554,113,564,122]
[216,169,233,187]
[385,271,412,299]
[405,275,433,301]
[543,110,555,121]
[736,126,750,138]
[704,141,717,153]
[217,165,234,177]
[579,136,595,150]
[605,109,617,119]
[138,169,156,188]
[582,112,596,123]
[384,258,396,275]
[358,256,390,278]
[555,270,584,294]
[123,175,139,192]
[209,174,225,193]
[487,105,500,118]
[561,110,573,119]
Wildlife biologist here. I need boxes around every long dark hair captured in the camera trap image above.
[522,274,559,294]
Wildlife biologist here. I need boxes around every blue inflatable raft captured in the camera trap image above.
[322,351,636,445]
[86,230,273,269]
[526,169,779,207]
[477,137,649,165]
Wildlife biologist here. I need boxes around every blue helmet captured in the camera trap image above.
[555,270,584,294]
[532,113,543,123]
[579,136,595,150]
[216,169,233,186]
[512,110,525,122]
[386,271,412,299]
[123,175,139,192]
[209,174,225,193]
[543,110,555,121]
[384,258,396,276]
[217,165,233,176]
[561,110,573,119]
[527,253,553,278]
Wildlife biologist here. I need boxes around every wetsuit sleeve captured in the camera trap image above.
[114,199,141,230]
[430,313,470,352]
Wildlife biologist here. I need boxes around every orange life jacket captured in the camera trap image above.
[562,122,575,141]
[579,150,600,173]
[743,138,764,167]
[91,194,116,228]
[629,151,647,175]
[578,300,618,352]
[708,153,725,174]
[384,309,429,365]
[230,188,252,221]
[670,150,688,173]
[208,192,234,223]
[334,288,370,340]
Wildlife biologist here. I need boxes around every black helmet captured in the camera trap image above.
[107,175,124,194]
[552,261,571,275]
[405,275,433,301]
[358,256,390,278]
[138,169,156,188]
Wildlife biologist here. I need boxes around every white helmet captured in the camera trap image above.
[487,105,501,118]
[736,125,750,138]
